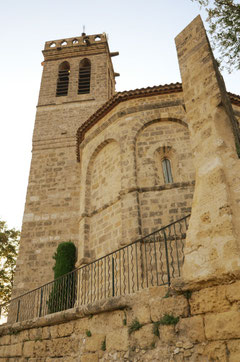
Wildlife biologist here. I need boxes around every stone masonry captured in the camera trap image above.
[3,14,240,362]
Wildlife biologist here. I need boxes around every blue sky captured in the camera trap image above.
[0,0,239,229]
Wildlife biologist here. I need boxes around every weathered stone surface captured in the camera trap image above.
[175,15,240,288]
[205,311,240,340]
[150,295,188,321]
[29,327,42,341]
[202,341,228,362]
[58,321,74,337]
[226,281,240,303]
[227,339,240,362]
[159,325,176,345]
[85,333,105,352]
[81,353,99,362]
[131,324,155,349]
[190,285,230,314]
[23,341,35,357]
[176,315,205,343]
[1,343,22,357]
[0,335,11,345]
[106,328,128,351]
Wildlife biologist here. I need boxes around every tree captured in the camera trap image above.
[47,241,77,314]
[192,0,240,72]
[0,220,20,316]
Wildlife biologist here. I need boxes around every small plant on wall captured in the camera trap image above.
[47,241,77,314]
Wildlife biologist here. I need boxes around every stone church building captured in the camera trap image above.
[12,28,240,300]
[2,16,240,361]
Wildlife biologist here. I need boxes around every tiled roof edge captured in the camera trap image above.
[76,83,240,161]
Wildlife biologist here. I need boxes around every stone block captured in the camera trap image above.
[190,285,230,314]
[29,328,42,341]
[131,303,151,324]
[0,335,11,345]
[2,343,22,357]
[58,321,74,337]
[150,295,188,322]
[226,281,240,303]
[42,326,50,339]
[34,340,46,357]
[23,340,35,357]
[75,318,90,334]
[19,329,29,342]
[106,328,128,351]
[49,324,59,339]
[205,311,240,340]
[81,353,99,362]
[159,325,176,345]
[228,339,240,362]
[132,324,155,349]
[10,332,20,344]
[202,341,228,362]
[176,315,205,343]
[90,310,125,331]
[85,333,105,352]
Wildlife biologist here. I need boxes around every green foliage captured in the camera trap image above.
[158,314,179,325]
[183,290,192,300]
[152,322,160,337]
[192,0,240,72]
[53,242,76,278]
[101,339,106,351]
[128,318,143,335]
[0,220,20,316]
[47,242,76,314]
[86,330,92,337]
[123,318,127,326]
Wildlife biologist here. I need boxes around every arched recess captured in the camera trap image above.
[134,118,195,235]
[78,58,91,94]
[56,61,70,97]
[135,118,189,188]
[81,139,122,260]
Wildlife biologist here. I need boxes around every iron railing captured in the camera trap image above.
[1,215,190,323]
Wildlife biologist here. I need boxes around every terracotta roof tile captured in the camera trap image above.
[76,83,240,161]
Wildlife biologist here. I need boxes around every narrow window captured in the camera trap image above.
[162,158,173,184]
[56,61,70,97]
[78,59,91,94]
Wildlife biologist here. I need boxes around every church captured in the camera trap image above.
[2,16,240,361]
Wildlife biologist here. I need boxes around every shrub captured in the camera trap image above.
[47,242,77,314]
[128,318,143,335]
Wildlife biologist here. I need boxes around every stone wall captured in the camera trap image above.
[1,282,240,361]
[12,34,116,298]
[78,93,195,263]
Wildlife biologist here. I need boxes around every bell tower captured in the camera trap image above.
[12,33,117,299]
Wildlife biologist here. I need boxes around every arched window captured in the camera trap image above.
[56,61,70,97]
[78,59,91,94]
[162,158,173,184]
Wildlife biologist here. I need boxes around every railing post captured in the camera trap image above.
[163,230,171,286]
[16,300,20,322]
[112,257,115,297]
[39,288,43,317]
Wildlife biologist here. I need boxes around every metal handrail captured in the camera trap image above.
[1,214,190,323]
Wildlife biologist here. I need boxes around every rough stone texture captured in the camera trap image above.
[3,15,240,362]
[11,33,116,303]
[1,283,240,360]
[175,15,240,288]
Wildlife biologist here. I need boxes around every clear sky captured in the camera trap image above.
[0,0,239,230]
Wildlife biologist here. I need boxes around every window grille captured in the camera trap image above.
[162,158,173,184]
[78,59,91,94]
[56,61,70,97]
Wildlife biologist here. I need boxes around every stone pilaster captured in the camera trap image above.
[175,15,240,289]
